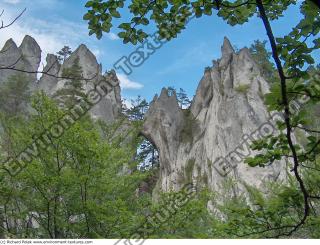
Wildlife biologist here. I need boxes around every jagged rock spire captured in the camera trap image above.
[1,38,18,52]
[19,35,41,73]
[221,36,235,57]
[38,54,60,94]
[0,35,122,122]
[143,37,284,197]
[0,35,41,84]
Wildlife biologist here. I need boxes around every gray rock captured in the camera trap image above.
[38,54,60,94]
[19,35,41,76]
[60,44,101,80]
[0,39,22,84]
[143,88,185,191]
[89,70,122,122]
[143,37,287,197]
[0,35,41,87]
[51,43,121,121]
[0,35,122,122]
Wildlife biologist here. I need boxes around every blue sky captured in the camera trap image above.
[0,0,318,103]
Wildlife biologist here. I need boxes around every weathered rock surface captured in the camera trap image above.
[38,54,60,95]
[1,35,287,197]
[0,35,121,122]
[19,35,42,75]
[143,37,286,196]
[0,35,41,85]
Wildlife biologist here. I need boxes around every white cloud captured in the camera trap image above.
[2,0,21,4]
[0,7,118,67]
[117,73,144,90]
[0,9,81,62]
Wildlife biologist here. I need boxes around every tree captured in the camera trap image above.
[122,96,159,169]
[167,87,191,108]
[177,88,191,109]
[123,95,149,121]
[0,74,31,161]
[56,46,72,63]
[138,139,159,169]
[0,93,148,238]
[167,86,176,96]
[54,57,85,108]
[0,73,31,117]
[249,40,278,84]
[83,0,320,237]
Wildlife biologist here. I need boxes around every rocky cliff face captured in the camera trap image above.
[143,37,287,196]
[1,35,287,197]
[0,35,121,122]
[0,35,41,86]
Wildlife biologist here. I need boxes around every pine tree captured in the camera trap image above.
[122,96,159,168]
[54,57,85,108]
[167,86,176,96]
[177,88,191,109]
[249,40,278,84]
[123,95,149,121]
[167,87,191,109]
[56,46,72,63]
[0,73,30,117]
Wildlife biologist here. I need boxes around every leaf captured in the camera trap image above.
[83,12,93,20]
[96,31,102,40]
[118,32,127,38]
[110,9,121,18]
[85,1,94,8]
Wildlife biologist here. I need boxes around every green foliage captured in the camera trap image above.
[211,179,320,238]
[234,84,250,93]
[0,73,31,117]
[276,1,320,78]
[167,87,191,108]
[54,57,86,108]
[122,95,149,121]
[177,88,191,109]
[1,0,319,239]
[121,95,159,169]
[56,46,72,62]
[0,90,319,238]
[249,40,278,84]
[81,0,320,238]
[0,93,149,238]
[139,189,214,238]
[83,0,297,44]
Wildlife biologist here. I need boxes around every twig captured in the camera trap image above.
[0,8,26,30]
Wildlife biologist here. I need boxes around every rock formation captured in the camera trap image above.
[0,35,121,122]
[0,35,41,86]
[142,37,287,197]
[0,35,287,198]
